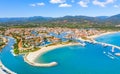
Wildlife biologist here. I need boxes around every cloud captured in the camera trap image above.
[59,3,72,7]
[30,4,36,7]
[93,0,116,7]
[50,0,66,4]
[78,0,89,7]
[30,2,45,7]
[37,3,45,6]
[114,5,119,8]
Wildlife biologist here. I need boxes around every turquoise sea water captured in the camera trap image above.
[1,32,120,74]
[95,32,120,46]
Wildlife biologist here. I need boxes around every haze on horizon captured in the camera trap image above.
[0,0,120,18]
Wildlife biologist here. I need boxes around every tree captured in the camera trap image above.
[14,49,19,54]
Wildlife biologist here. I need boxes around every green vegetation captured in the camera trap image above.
[19,47,40,54]
[14,48,19,54]
[1,14,120,55]
[0,22,120,32]
[13,42,19,54]
[0,42,5,46]
[0,14,120,31]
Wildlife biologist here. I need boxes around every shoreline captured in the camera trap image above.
[0,61,16,74]
[24,43,83,67]
[88,31,119,39]
[0,37,8,50]
[1,31,120,74]
[78,31,119,43]
[0,37,16,74]
[24,31,120,67]
[88,31,120,57]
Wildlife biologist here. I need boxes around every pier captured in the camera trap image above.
[86,40,120,50]
[96,41,120,51]
[84,39,120,56]
[89,40,120,56]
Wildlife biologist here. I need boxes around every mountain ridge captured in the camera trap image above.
[0,14,120,25]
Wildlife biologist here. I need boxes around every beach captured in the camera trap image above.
[24,31,119,67]
[88,31,118,39]
[1,31,120,74]
[24,43,82,67]
[0,69,6,74]
[78,32,118,43]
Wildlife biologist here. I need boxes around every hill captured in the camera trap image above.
[0,14,120,27]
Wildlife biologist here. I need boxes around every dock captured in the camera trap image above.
[89,40,120,56]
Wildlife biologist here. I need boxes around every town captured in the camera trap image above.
[0,27,105,54]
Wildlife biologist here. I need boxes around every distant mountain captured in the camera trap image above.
[0,14,120,25]
[0,16,52,23]
[96,16,109,20]
[106,14,120,25]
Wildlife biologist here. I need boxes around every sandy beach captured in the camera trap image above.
[78,32,118,43]
[24,43,82,67]
[88,31,118,39]
[23,31,120,67]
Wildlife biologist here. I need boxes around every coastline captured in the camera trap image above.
[24,31,120,67]
[24,43,82,67]
[0,37,16,74]
[0,37,8,50]
[0,61,16,74]
[88,31,119,39]
[88,31,120,57]
[1,31,120,74]
[78,31,119,43]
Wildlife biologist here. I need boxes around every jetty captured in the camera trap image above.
[85,40,120,56]
[87,40,120,50]
[97,42,120,51]
[115,53,120,56]
[112,46,115,52]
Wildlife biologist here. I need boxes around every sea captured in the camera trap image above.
[1,32,120,74]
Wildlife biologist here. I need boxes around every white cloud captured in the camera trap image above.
[30,4,36,7]
[78,0,89,7]
[114,5,119,8]
[37,3,45,6]
[93,0,116,7]
[50,0,66,4]
[30,2,45,7]
[59,3,72,7]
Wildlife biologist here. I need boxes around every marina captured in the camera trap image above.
[0,32,120,74]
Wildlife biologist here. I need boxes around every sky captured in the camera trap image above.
[0,0,120,17]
